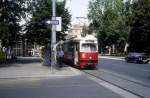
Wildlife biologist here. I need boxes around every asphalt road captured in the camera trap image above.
[98,58,150,85]
[83,57,150,98]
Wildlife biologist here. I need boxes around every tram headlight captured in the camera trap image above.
[89,56,92,59]
[81,53,86,58]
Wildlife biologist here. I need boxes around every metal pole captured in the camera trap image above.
[51,0,56,71]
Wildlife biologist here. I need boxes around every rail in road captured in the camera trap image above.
[82,70,144,98]
[97,69,150,88]
[79,68,150,98]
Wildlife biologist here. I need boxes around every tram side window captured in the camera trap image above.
[68,44,74,51]
[69,47,74,51]
[75,43,79,51]
[63,44,68,52]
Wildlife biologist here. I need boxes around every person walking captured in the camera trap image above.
[57,48,64,67]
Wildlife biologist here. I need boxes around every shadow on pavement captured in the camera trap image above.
[0,57,42,67]
[16,57,42,64]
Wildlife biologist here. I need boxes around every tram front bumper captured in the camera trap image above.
[80,60,97,67]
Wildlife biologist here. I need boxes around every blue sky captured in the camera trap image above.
[65,0,90,18]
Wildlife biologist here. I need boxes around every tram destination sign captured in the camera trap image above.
[85,40,95,43]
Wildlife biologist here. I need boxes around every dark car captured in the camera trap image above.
[125,52,149,64]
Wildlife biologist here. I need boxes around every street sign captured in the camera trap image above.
[56,17,62,31]
[46,17,62,31]
[46,20,59,25]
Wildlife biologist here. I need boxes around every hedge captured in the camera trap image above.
[0,51,6,63]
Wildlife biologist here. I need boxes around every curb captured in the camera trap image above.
[100,56,124,61]
[100,56,150,64]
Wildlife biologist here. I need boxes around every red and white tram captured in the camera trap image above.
[62,35,98,69]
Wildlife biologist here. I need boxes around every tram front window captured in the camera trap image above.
[81,44,97,52]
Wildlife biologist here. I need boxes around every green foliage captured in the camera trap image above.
[25,0,71,45]
[0,50,6,62]
[88,0,150,53]
[128,0,150,53]
[0,0,26,46]
[88,0,130,53]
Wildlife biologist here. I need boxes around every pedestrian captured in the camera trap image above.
[57,48,64,67]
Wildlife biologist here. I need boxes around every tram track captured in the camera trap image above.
[82,70,147,98]
[96,69,150,89]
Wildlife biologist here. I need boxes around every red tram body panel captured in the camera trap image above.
[79,52,98,68]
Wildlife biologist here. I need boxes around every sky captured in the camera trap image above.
[20,0,90,27]
[65,0,131,18]
[65,0,90,18]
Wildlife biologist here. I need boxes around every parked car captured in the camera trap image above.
[125,52,149,64]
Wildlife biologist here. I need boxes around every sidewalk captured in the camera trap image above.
[0,57,80,79]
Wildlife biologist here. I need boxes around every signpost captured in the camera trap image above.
[51,0,56,73]
[50,0,62,72]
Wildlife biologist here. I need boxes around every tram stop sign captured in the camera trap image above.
[46,17,62,31]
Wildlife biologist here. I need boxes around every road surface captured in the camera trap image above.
[83,57,150,98]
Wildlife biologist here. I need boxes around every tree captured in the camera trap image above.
[0,0,26,47]
[88,0,129,54]
[25,0,71,46]
[128,0,150,53]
